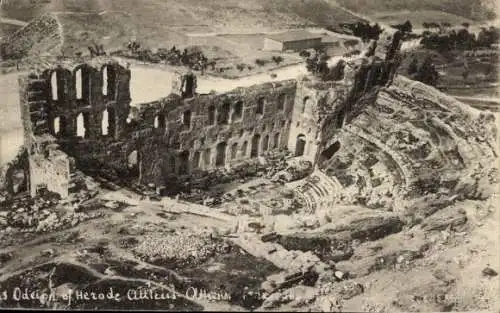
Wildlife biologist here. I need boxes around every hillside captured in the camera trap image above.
[333,0,497,22]
[1,0,366,59]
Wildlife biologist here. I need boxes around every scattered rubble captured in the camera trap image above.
[133,232,229,268]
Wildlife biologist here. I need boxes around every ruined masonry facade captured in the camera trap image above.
[19,59,356,197]
[20,30,402,198]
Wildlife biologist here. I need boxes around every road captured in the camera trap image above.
[0,17,28,27]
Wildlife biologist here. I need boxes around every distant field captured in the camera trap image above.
[399,47,498,101]
[333,0,496,21]
[0,0,368,61]
[371,10,475,27]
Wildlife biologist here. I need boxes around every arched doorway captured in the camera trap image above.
[179,151,190,174]
[251,134,260,158]
[127,150,140,178]
[216,142,227,166]
[295,134,306,157]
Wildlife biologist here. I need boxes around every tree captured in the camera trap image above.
[422,22,429,29]
[326,59,346,81]
[236,63,245,71]
[415,57,439,86]
[255,58,267,66]
[462,22,470,28]
[272,55,284,65]
[392,20,412,33]
[407,58,419,76]
[299,50,311,58]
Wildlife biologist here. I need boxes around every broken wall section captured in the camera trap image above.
[289,78,352,164]
[18,58,132,197]
[28,135,74,198]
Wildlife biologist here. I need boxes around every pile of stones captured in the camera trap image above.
[134,232,229,268]
[0,192,104,235]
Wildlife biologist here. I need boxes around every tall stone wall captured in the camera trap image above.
[18,31,404,198]
[129,80,297,184]
[19,58,132,196]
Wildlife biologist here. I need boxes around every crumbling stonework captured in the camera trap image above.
[18,34,403,198]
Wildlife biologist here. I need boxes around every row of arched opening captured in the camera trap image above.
[49,65,116,102]
[170,132,282,173]
[51,108,116,138]
[256,94,287,116]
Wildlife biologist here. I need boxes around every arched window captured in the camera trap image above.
[102,65,116,97]
[256,97,265,115]
[193,151,201,169]
[232,100,243,120]
[302,96,310,113]
[251,134,260,157]
[278,94,286,111]
[204,148,211,166]
[218,102,230,125]
[53,117,60,135]
[101,109,109,135]
[169,155,176,173]
[241,141,248,157]
[102,66,108,96]
[207,105,216,125]
[230,143,238,159]
[273,133,280,149]
[76,113,86,138]
[262,135,269,152]
[75,68,83,100]
[216,142,227,166]
[179,151,190,174]
[182,110,191,129]
[50,71,58,101]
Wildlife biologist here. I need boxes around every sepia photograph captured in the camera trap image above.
[0,0,499,311]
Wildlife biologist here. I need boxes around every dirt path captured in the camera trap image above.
[0,18,28,27]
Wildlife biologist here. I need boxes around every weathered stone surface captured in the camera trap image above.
[421,206,467,231]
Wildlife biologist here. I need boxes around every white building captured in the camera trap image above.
[263,30,323,52]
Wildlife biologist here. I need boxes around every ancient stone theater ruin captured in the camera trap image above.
[18,35,411,199]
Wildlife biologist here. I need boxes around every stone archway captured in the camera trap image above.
[295,134,306,157]
[251,134,261,158]
[216,142,227,166]
[127,150,140,178]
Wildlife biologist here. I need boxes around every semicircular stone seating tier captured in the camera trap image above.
[292,169,345,214]
[343,124,412,193]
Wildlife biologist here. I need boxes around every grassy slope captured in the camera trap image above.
[371,10,475,27]
[333,0,497,21]
[2,0,366,57]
